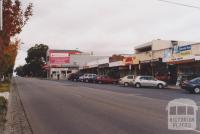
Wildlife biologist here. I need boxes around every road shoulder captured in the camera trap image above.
[3,79,33,134]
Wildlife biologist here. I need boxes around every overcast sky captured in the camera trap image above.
[15,0,200,67]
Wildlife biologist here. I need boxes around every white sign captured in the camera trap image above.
[50,53,69,58]
[109,61,125,67]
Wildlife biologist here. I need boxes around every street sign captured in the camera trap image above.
[0,0,2,31]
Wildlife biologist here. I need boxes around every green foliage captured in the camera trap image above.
[15,44,49,78]
[26,44,48,63]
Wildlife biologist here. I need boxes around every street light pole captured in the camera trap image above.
[0,0,3,31]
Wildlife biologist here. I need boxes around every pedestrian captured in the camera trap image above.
[57,74,60,80]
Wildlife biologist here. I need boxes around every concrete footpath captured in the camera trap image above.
[3,80,32,134]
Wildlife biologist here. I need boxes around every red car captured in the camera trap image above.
[96,76,118,84]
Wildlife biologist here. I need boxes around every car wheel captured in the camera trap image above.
[193,87,200,94]
[85,79,89,83]
[124,82,129,87]
[157,84,164,89]
[135,83,141,88]
[98,81,102,84]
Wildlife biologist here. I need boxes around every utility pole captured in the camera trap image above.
[0,0,2,31]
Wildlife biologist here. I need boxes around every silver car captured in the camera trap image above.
[119,75,135,87]
[134,76,167,89]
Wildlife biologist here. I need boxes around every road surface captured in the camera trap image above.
[15,77,200,134]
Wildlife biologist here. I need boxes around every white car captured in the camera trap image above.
[83,74,97,83]
[119,75,135,87]
[134,76,167,89]
[79,75,84,82]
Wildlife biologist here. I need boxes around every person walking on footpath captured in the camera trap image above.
[57,74,60,80]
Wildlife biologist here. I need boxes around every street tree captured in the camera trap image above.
[15,44,49,78]
[0,0,33,79]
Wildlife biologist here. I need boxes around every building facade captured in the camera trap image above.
[81,39,200,84]
[46,49,106,80]
[133,39,200,84]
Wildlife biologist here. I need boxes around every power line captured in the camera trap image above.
[158,0,200,9]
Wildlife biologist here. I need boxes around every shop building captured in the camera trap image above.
[84,57,110,75]
[46,49,106,80]
[133,39,200,84]
[83,55,136,78]
[80,39,200,84]
[162,42,200,85]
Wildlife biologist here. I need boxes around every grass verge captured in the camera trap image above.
[0,96,7,133]
[0,83,10,93]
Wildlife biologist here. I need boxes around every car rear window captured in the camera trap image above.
[127,76,133,79]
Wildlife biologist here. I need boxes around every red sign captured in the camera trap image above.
[50,57,70,64]
[49,50,81,65]
[49,52,70,65]
[123,57,134,65]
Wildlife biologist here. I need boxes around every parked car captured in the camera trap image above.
[96,76,118,84]
[179,74,200,87]
[181,77,200,94]
[134,76,167,89]
[79,75,84,82]
[83,74,97,83]
[119,75,135,87]
[68,73,82,81]
[68,73,77,81]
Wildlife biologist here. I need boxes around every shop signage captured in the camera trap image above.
[50,52,70,65]
[173,45,191,54]
[163,45,194,63]
[109,61,125,67]
[140,58,161,64]
[123,57,133,65]
[123,57,139,65]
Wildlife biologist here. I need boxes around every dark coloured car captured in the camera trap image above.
[68,73,82,81]
[179,74,200,87]
[181,77,200,94]
[96,76,118,84]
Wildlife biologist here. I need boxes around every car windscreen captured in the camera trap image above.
[190,78,200,83]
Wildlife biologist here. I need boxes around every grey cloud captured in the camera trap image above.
[16,0,200,67]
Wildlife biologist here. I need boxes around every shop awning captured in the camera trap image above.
[195,56,200,61]
[98,63,109,68]
[139,58,162,64]
[109,61,125,67]
[167,59,195,65]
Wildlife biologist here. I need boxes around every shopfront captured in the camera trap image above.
[163,44,200,85]
[47,49,81,80]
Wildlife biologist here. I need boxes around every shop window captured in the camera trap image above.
[67,71,72,74]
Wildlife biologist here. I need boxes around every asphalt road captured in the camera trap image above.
[15,77,200,134]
